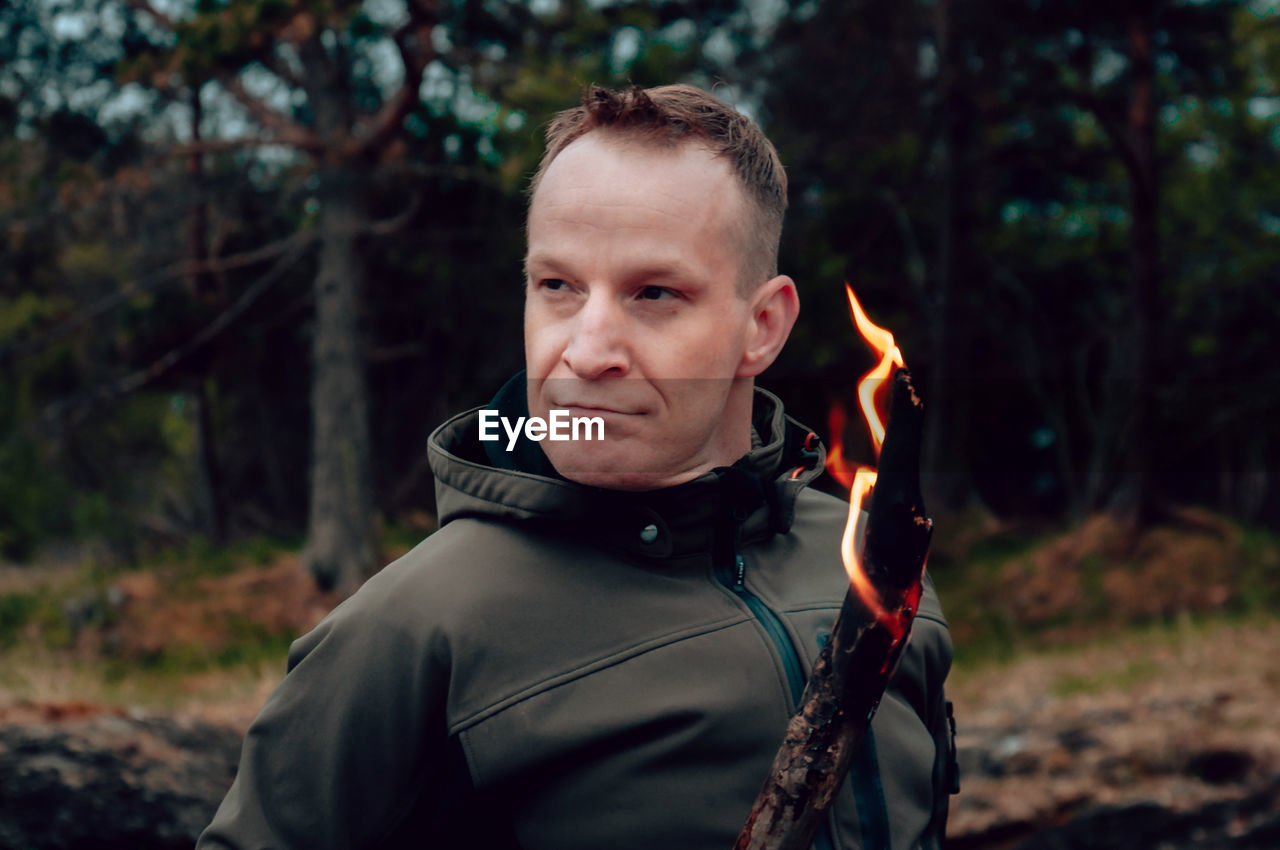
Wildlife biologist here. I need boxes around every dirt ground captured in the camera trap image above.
[2,516,1278,847]
[946,617,1280,847]
[4,616,1276,849]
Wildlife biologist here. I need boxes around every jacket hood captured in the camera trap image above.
[427,387,830,560]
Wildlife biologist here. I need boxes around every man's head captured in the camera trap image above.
[523,84,799,490]
[530,84,788,292]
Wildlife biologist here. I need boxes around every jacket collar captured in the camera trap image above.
[427,384,826,561]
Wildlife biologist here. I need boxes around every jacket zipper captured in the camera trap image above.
[717,537,837,850]
[721,553,807,700]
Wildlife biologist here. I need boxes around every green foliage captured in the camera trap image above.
[0,292,70,339]
[154,532,303,583]
[1051,656,1162,697]
[107,620,297,681]
[169,0,300,79]
[930,528,1045,668]
[0,592,39,647]
[1236,525,1280,613]
[0,431,71,561]
[1,0,1279,566]
[937,514,1280,674]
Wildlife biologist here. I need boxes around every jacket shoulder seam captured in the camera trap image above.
[447,614,751,735]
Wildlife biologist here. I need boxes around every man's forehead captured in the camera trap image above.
[535,131,737,199]
[524,131,753,288]
[530,134,745,241]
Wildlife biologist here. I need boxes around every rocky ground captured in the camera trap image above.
[0,702,240,850]
[946,619,1280,849]
[2,620,1277,849]
[2,517,1277,849]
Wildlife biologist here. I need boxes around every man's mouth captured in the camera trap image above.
[554,402,641,416]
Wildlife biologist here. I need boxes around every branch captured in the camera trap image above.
[362,193,422,236]
[220,75,322,151]
[1072,89,1144,186]
[170,137,313,155]
[735,370,932,849]
[124,0,176,31]
[40,234,314,428]
[351,2,439,158]
[206,211,235,297]
[3,230,315,360]
[258,42,307,91]
[7,199,421,364]
[1065,32,1143,188]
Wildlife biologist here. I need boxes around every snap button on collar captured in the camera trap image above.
[638,523,659,544]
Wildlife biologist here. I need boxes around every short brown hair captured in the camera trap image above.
[530,84,788,292]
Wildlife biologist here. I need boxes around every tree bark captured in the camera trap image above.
[303,165,377,593]
[297,30,378,594]
[186,80,218,301]
[192,379,227,544]
[924,0,976,515]
[1116,0,1160,532]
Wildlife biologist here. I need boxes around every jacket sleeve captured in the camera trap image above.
[197,564,452,850]
[914,575,957,849]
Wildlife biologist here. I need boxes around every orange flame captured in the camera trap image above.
[841,466,881,616]
[829,284,906,621]
[846,285,905,456]
[825,404,856,491]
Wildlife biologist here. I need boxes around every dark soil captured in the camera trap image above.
[1,518,1276,848]
[0,703,240,850]
[947,620,1280,850]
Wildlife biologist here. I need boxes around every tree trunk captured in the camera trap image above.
[303,166,377,593]
[924,0,976,515]
[1115,0,1160,532]
[192,379,227,544]
[186,81,218,300]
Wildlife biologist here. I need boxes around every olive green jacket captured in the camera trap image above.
[198,390,953,850]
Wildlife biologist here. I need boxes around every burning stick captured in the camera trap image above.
[734,288,933,850]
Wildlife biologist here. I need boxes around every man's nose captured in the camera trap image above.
[561,292,630,379]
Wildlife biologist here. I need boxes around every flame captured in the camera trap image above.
[831,284,906,621]
[825,404,856,491]
[841,466,881,616]
[846,285,905,456]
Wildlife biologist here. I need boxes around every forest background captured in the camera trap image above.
[5,0,1279,586]
[2,0,1278,656]
[2,1,1280,846]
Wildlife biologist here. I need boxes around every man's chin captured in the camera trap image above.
[544,446,701,492]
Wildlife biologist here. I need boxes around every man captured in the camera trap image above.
[198,84,954,850]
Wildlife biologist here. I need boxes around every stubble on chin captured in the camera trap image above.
[542,440,705,492]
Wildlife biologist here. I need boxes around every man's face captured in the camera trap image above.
[524,133,769,490]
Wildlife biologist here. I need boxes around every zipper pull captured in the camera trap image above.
[734,554,747,590]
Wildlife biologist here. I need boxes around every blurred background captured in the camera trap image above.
[0,1,1278,848]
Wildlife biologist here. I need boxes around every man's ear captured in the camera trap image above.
[737,275,799,378]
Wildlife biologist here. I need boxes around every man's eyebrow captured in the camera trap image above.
[524,254,707,287]
[622,260,707,287]
[523,254,571,278]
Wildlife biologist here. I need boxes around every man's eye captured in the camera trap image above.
[541,278,568,291]
[639,286,672,301]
